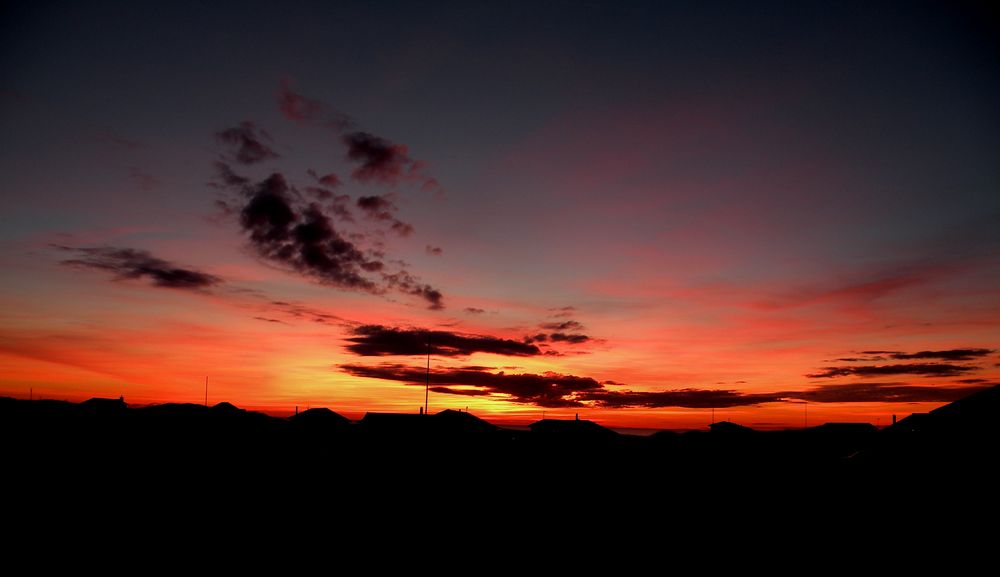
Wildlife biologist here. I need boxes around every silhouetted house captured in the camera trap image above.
[433,409,497,434]
[81,396,128,412]
[211,401,242,414]
[529,418,618,439]
[855,384,1000,467]
[708,420,754,435]
[360,410,497,437]
[883,413,932,435]
[359,412,426,435]
[810,422,877,434]
[290,407,351,429]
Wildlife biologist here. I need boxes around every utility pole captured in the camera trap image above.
[424,331,430,416]
[204,376,208,407]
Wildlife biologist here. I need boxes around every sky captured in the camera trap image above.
[1,0,999,428]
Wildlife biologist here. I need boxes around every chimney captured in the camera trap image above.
[420,406,424,415]
[575,413,579,421]
[892,414,897,425]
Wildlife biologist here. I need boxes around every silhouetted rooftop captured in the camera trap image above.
[810,422,877,434]
[81,397,127,411]
[708,420,754,434]
[434,409,497,434]
[359,412,424,428]
[290,407,351,427]
[883,413,932,434]
[529,418,618,437]
[211,401,241,413]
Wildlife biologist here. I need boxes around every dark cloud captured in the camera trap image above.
[213,161,249,188]
[956,378,988,384]
[340,356,993,409]
[391,220,414,237]
[583,389,785,409]
[890,348,993,361]
[828,348,993,363]
[58,246,221,290]
[345,325,540,357]
[464,307,485,314]
[253,316,288,325]
[240,174,378,291]
[305,186,335,200]
[339,363,600,407]
[216,121,278,165]
[344,132,418,185]
[303,188,356,224]
[266,301,348,325]
[426,245,443,256]
[235,173,443,309]
[381,271,443,309]
[319,193,355,222]
[428,386,490,396]
[357,194,394,215]
[277,81,353,130]
[549,333,590,344]
[212,103,443,309]
[548,306,576,318]
[342,363,783,409]
[806,363,976,379]
[357,195,413,236]
[789,383,991,403]
[541,320,584,331]
[277,83,439,190]
[278,83,324,121]
[524,325,590,345]
[307,169,342,188]
[318,173,341,187]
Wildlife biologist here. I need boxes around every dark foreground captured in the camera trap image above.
[5,386,998,499]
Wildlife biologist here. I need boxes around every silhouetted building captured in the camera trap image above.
[810,422,878,434]
[211,401,241,414]
[360,410,497,436]
[529,418,618,439]
[290,407,351,428]
[81,397,127,412]
[708,420,754,434]
[883,413,931,435]
[359,412,424,432]
[433,409,497,434]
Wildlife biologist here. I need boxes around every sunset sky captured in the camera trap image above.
[2,1,998,428]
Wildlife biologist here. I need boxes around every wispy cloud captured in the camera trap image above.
[345,325,539,357]
[789,382,991,403]
[806,363,976,379]
[57,246,221,290]
[216,121,278,165]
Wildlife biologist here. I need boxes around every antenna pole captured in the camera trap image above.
[424,332,430,416]
[204,376,208,407]
[804,401,808,429]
